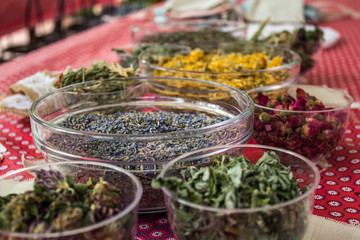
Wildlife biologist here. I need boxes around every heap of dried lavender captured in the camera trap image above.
[50,110,233,211]
[59,111,229,134]
[152,151,308,239]
[54,110,231,162]
[0,170,132,237]
[253,88,348,161]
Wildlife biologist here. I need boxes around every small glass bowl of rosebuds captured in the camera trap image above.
[249,85,353,168]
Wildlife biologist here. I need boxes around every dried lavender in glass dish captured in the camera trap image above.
[30,77,254,213]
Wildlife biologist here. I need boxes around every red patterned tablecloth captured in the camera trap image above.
[0,1,360,239]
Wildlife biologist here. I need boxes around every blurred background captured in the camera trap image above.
[0,0,163,63]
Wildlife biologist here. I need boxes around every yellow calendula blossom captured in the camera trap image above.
[153,48,289,90]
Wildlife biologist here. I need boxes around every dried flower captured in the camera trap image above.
[253,88,348,161]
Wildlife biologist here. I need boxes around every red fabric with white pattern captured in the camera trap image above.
[1,1,360,239]
[1,113,360,239]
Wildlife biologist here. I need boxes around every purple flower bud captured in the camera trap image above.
[257,92,269,106]
[286,137,302,150]
[286,115,304,128]
[290,98,307,110]
[265,124,272,131]
[302,119,321,138]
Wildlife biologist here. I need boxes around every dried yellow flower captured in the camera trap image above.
[153,48,289,90]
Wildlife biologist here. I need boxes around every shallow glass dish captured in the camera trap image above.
[139,42,301,92]
[0,161,142,240]
[131,19,247,47]
[30,77,254,213]
[248,84,353,166]
[159,144,320,240]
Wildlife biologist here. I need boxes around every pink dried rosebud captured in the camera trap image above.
[302,118,321,138]
[254,119,265,130]
[286,137,302,150]
[267,99,281,108]
[290,98,307,110]
[296,88,310,99]
[320,121,333,130]
[257,93,269,106]
[279,124,293,135]
[265,124,272,131]
[318,129,337,141]
[286,115,304,128]
[335,111,348,124]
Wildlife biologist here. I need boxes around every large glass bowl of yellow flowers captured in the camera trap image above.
[139,42,301,92]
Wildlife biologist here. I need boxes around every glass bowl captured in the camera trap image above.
[131,19,247,48]
[159,144,320,240]
[0,161,142,240]
[139,42,301,92]
[248,84,353,166]
[29,77,254,213]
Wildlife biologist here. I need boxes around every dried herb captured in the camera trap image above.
[0,169,134,239]
[112,45,151,69]
[252,88,348,162]
[112,44,189,70]
[151,47,287,91]
[250,19,324,73]
[54,61,138,89]
[153,151,308,240]
[139,30,238,45]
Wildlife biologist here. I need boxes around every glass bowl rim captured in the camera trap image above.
[139,42,301,74]
[0,160,143,238]
[131,19,247,35]
[30,76,254,140]
[248,84,354,113]
[159,144,320,214]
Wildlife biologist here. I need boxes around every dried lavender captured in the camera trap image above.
[48,110,241,212]
[0,169,134,239]
[59,111,229,134]
[53,110,231,162]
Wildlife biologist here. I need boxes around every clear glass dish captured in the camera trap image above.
[139,42,301,92]
[30,77,254,213]
[159,144,320,240]
[248,84,353,167]
[0,161,142,240]
[131,19,247,47]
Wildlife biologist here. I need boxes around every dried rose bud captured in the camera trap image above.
[259,112,271,123]
[258,92,269,106]
[302,119,321,138]
[253,87,348,162]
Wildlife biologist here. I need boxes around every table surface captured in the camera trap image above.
[0,1,360,239]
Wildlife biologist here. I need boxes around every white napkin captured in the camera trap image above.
[243,0,305,23]
[247,23,341,49]
[164,0,226,12]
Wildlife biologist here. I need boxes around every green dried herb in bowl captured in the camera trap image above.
[0,161,142,240]
[154,144,320,240]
